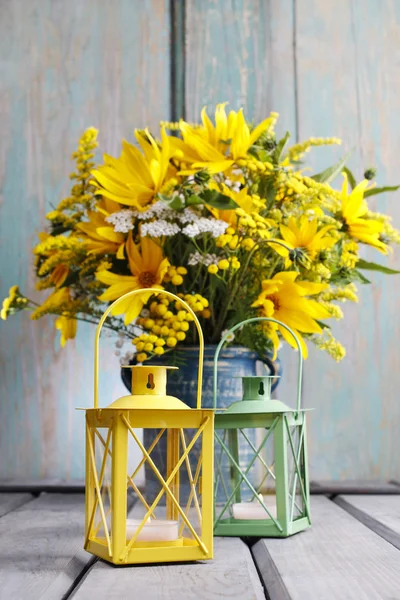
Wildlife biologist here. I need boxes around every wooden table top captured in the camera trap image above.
[0,488,400,599]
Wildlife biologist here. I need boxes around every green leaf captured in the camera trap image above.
[273,132,290,164]
[356,259,400,275]
[258,177,275,208]
[315,320,331,330]
[342,166,357,190]
[364,185,400,198]
[353,269,372,284]
[157,193,184,210]
[311,150,353,183]
[330,267,371,285]
[186,194,204,206]
[200,190,238,210]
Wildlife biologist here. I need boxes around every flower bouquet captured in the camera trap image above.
[2,104,399,364]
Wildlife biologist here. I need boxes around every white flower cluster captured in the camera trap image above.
[223,176,241,193]
[176,207,201,224]
[141,220,181,238]
[135,201,174,221]
[188,252,219,267]
[106,209,135,233]
[119,351,134,366]
[182,218,228,238]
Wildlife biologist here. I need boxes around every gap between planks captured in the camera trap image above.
[0,492,35,518]
[70,502,265,600]
[251,496,400,600]
[334,494,400,552]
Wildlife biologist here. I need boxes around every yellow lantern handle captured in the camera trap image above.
[94,288,205,409]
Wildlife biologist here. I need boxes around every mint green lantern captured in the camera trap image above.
[213,318,311,538]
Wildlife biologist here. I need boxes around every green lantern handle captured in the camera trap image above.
[94,288,205,409]
[213,317,303,414]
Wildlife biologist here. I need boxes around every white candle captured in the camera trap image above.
[232,495,277,520]
[126,518,179,542]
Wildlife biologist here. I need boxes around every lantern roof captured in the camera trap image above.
[218,375,309,415]
[220,398,297,415]
[108,365,190,410]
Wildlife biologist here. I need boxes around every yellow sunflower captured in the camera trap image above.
[340,173,388,254]
[96,235,170,323]
[91,128,175,211]
[170,103,278,174]
[1,285,20,320]
[77,198,125,257]
[55,315,77,347]
[252,271,332,358]
[206,185,254,226]
[269,216,336,266]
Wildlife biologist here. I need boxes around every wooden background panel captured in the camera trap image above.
[185,0,400,480]
[295,0,400,480]
[0,0,171,479]
[185,0,297,135]
[1,0,400,482]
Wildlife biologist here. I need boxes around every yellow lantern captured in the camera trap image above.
[82,289,214,565]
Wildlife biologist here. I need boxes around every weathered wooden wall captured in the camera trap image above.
[1,0,399,481]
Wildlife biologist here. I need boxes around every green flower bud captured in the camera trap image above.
[364,167,377,180]
[193,170,211,184]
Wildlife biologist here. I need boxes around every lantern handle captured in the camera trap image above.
[94,288,204,409]
[213,317,303,414]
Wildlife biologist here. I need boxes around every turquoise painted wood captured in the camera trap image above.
[0,0,171,480]
[185,0,297,136]
[1,0,400,482]
[294,0,400,480]
[185,0,400,482]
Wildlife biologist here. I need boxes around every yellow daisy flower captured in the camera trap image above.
[55,315,77,347]
[206,186,254,226]
[1,285,20,320]
[170,103,278,174]
[252,271,332,359]
[96,235,170,323]
[77,198,125,256]
[340,173,388,254]
[269,216,336,266]
[91,128,175,211]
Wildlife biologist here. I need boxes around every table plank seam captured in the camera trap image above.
[250,540,292,600]
[0,493,35,518]
[333,496,400,552]
[62,556,99,600]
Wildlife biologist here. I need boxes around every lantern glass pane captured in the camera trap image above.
[214,420,307,527]
[92,427,112,542]
[125,426,205,544]
[214,426,278,523]
[214,428,262,504]
[286,423,306,520]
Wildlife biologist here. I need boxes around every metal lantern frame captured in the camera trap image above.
[83,288,214,565]
[213,317,311,538]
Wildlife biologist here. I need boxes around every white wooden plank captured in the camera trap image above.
[252,496,400,600]
[72,536,264,600]
[0,479,85,493]
[310,480,400,495]
[0,492,33,517]
[0,0,171,482]
[296,0,400,481]
[0,493,91,600]
[185,0,297,136]
[335,495,400,550]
